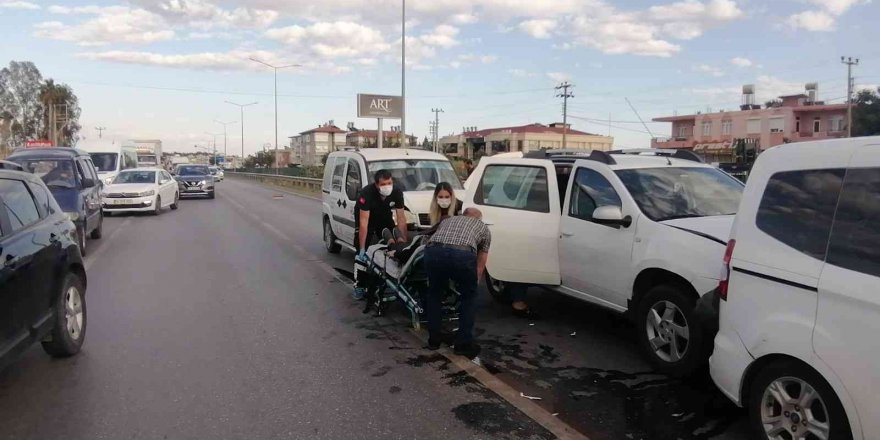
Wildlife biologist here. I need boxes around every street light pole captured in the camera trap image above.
[249,58,301,174]
[401,0,407,148]
[214,119,237,167]
[225,101,257,166]
[204,131,222,166]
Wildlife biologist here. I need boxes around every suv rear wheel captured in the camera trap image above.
[76,225,86,257]
[324,218,341,254]
[749,360,851,440]
[635,284,705,376]
[41,273,87,357]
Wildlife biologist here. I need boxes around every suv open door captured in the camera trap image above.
[463,157,561,285]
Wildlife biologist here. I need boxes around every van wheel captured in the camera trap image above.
[636,284,705,376]
[749,360,851,440]
[485,272,511,304]
[324,218,341,254]
[90,214,103,239]
[41,272,87,357]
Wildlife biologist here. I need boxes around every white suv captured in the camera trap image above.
[462,149,744,374]
[710,138,880,440]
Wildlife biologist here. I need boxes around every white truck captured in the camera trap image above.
[462,149,744,375]
[131,139,163,168]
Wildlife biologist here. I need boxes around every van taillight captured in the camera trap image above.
[718,240,736,301]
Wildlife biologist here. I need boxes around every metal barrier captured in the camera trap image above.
[226,172,322,193]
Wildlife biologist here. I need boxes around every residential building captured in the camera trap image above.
[346,123,417,149]
[652,83,848,162]
[289,122,347,166]
[439,123,614,159]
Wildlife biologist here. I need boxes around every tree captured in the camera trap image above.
[853,87,880,137]
[764,99,782,109]
[0,61,44,149]
[244,150,274,168]
[39,79,82,146]
[421,136,430,149]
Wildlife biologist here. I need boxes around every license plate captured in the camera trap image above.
[113,199,133,205]
[187,186,200,191]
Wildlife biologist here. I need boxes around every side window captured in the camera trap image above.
[0,179,41,232]
[28,181,55,217]
[162,171,173,181]
[475,165,549,213]
[827,167,880,277]
[331,159,346,193]
[345,159,362,200]
[756,169,845,260]
[124,151,138,169]
[84,159,99,180]
[322,156,336,192]
[568,168,622,221]
[74,160,87,182]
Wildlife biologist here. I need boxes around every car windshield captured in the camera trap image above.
[367,160,463,191]
[178,166,208,176]
[114,171,155,184]
[18,159,77,189]
[90,153,118,172]
[615,167,744,222]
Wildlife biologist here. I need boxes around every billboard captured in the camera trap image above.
[357,94,403,119]
[25,140,53,148]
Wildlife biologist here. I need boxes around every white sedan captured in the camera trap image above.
[102,168,179,215]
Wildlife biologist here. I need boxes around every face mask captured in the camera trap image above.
[437,198,452,209]
[379,185,393,197]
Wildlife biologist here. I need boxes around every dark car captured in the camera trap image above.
[0,169,87,370]
[173,164,215,199]
[8,147,103,255]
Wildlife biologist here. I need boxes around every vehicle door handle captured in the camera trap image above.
[561,231,574,237]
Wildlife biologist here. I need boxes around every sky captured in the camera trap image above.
[1,0,878,155]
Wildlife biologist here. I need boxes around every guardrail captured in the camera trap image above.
[226,172,322,193]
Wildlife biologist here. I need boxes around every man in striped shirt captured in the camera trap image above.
[424,208,491,359]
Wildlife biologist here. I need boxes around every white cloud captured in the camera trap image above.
[787,0,869,32]
[266,21,390,59]
[518,19,556,39]
[730,57,753,67]
[76,49,352,74]
[480,55,497,64]
[509,68,536,77]
[419,24,460,48]
[449,61,462,69]
[135,0,278,29]
[450,13,478,24]
[0,1,40,10]
[546,71,571,82]
[34,7,175,46]
[694,64,724,77]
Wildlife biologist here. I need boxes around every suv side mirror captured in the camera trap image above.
[592,206,632,228]
[81,178,97,188]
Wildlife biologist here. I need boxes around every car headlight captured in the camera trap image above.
[137,190,156,197]
[198,180,206,186]
[65,212,80,221]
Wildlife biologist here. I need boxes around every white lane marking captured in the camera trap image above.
[84,217,133,271]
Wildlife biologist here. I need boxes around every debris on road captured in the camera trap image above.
[570,332,576,337]
[520,392,542,401]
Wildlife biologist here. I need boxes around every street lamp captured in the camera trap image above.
[248,57,301,174]
[204,131,222,165]
[225,101,257,167]
[213,119,237,167]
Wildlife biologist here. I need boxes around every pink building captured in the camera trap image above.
[652,87,847,161]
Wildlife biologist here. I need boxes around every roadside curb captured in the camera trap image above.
[227,175,322,202]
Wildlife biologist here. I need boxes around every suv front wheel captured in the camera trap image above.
[635,284,705,376]
[41,272,87,357]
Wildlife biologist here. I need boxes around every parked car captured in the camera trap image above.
[461,149,744,375]
[322,148,462,253]
[173,164,215,199]
[0,168,87,370]
[102,168,179,215]
[8,147,103,255]
[83,143,140,185]
[709,138,880,440]
[209,166,224,182]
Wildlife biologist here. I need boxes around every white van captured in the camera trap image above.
[83,144,140,185]
[710,137,880,440]
[322,148,462,253]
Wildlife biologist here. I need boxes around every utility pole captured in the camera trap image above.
[214,119,237,166]
[225,101,257,165]
[95,126,106,139]
[555,82,574,149]
[249,58,301,174]
[401,0,407,148]
[205,131,221,166]
[841,56,860,138]
[431,108,444,153]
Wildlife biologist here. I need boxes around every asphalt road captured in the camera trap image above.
[0,177,752,440]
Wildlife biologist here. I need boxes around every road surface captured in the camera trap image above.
[0,177,751,440]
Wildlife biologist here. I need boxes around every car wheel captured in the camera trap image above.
[153,196,161,215]
[76,225,86,257]
[324,218,342,254]
[749,360,851,440]
[635,284,705,376]
[208,191,215,199]
[485,272,512,304]
[170,192,179,210]
[41,272,87,357]
[90,213,103,239]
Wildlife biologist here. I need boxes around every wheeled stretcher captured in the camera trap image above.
[360,236,460,330]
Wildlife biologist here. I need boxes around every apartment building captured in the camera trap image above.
[439,123,613,159]
[289,122,347,166]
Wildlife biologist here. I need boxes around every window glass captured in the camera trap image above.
[124,151,139,169]
[615,167,742,221]
[18,159,77,189]
[90,153,118,172]
[827,167,880,277]
[0,179,40,232]
[114,171,156,184]
[747,119,761,134]
[83,158,99,180]
[367,160,462,191]
[345,159,362,200]
[569,168,621,221]
[769,118,785,133]
[756,169,845,260]
[322,156,336,191]
[476,165,549,213]
[702,121,711,136]
[28,182,55,216]
[331,159,346,192]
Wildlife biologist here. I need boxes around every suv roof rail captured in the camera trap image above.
[608,148,703,163]
[0,160,23,171]
[523,149,617,165]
